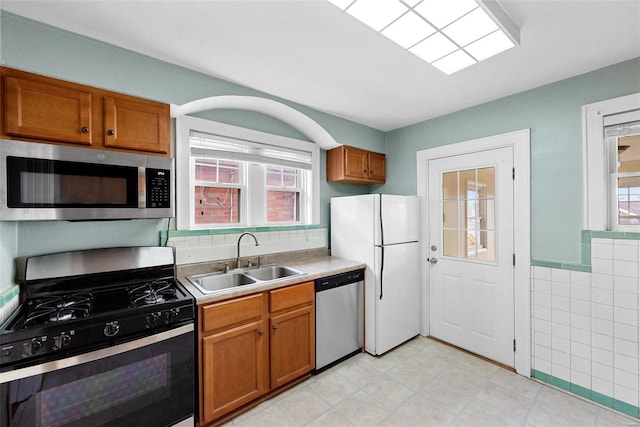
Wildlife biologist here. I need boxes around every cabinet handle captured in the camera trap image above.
[81,126,90,133]
[272,325,278,331]
[107,129,115,136]
[258,330,264,336]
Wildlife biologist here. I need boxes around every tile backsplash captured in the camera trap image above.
[532,237,640,417]
[166,226,328,265]
[0,286,20,325]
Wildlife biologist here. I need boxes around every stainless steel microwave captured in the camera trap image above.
[0,139,173,221]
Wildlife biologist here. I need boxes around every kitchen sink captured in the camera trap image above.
[187,272,257,294]
[186,265,305,294]
[244,265,305,281]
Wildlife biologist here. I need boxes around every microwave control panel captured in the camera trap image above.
[146,168,171,208]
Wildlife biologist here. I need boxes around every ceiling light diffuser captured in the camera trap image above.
[346,0,407,32]
[381,11,436,49]
[413,0,478,29]
[409,32,457,63]
[442,7,498,46]
[465,30,515,61]
[329,0,519,75]
[431,50,476,74]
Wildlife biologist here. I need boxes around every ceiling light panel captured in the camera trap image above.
[413,0,478,29]
[431,50,476,74]
[381,11,436,49]
[347,0,408,32]
[329,0,519,75]
[465,30,514,61]
[442,7,498,46]
[409,32,457,63]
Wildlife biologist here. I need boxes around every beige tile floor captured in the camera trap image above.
[225,337,639,426]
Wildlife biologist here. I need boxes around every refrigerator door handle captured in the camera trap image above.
[380,245,384,300]
[379,193,384,300]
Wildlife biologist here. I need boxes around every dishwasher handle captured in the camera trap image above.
[315,269,365,292]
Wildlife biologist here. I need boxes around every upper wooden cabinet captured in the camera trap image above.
[1,67,170,156]
[326,145,386,184]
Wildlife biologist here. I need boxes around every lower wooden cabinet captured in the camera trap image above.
[199,281,315,425]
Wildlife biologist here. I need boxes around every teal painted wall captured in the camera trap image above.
[0,12,383,292]
[382,57,640,264]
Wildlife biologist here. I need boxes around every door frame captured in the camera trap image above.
[416,129,531,376]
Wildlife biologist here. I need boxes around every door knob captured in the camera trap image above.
[429,257,438,264]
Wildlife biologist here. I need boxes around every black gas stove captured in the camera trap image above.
[0,246,195,370]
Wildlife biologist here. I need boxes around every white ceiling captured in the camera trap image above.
[2,0,639,131]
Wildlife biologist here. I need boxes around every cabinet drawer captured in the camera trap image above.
[202,293,264,333]
[269,281,314,313]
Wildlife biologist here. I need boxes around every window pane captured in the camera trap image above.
[618,176,640,225]
[443,200,457,228]
[267,191,300,222]
[459,169,475,198]
[443,229,458,257]
[194,186,240,224]
[442,172,457,200]
[618,135,640,173]
[442,167,495,262]
[266,166,299,188]
[194,159,239,184]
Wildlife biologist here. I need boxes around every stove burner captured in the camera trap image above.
[129,280,177,307]
[24,291,93,328]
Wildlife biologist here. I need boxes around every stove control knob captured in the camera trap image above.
[164,308,179,324]
[31,338,43,354]
[52,333,71,351]
[104,321,120,337]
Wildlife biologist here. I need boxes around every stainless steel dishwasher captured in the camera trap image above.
[315,269,365,371]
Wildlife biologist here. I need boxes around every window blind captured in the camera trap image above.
[190,130,313,170]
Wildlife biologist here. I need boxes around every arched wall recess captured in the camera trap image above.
[171,95,340,150]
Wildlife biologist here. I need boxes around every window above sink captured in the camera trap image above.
[176,115,320,231]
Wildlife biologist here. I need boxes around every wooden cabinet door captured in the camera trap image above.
[343,146,368,179]
[270,305,315,389]
[4,76,92,145]
[368,151,386,182]
[202,320,268,424]
[103,96,169,154]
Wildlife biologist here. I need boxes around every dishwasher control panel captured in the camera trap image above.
[315,269,365,292]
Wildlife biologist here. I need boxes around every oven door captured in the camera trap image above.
[0,325,194,427]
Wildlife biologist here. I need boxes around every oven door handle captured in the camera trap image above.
[1,323,193,384]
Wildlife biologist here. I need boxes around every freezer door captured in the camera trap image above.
[375,195,419,245]
[369,241,421,355]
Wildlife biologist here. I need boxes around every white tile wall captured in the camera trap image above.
[168,228,328,265]
[531,237,640,410]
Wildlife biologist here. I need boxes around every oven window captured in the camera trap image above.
[40,354,169,426]
[1,330,194,427]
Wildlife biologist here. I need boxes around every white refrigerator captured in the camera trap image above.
[330,194,421,355]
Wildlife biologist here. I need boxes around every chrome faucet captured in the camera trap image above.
[236,232,259,268]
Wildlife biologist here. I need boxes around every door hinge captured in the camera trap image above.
[513,253,516,266]
[513,339,516,352]
[512,167,515,180]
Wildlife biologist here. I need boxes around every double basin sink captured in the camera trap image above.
[187,265,306,294]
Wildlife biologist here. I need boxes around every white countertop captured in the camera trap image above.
[177,256,366,305]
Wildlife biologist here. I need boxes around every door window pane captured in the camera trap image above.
[441,167,495,261]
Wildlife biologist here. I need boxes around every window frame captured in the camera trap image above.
[583,92,640,231]
[176,115,320,230]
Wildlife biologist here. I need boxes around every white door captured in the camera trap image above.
[428,147,515,367]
